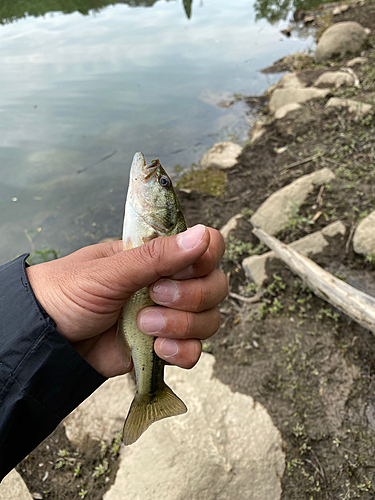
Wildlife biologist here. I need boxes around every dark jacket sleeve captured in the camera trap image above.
[0,255,106,480]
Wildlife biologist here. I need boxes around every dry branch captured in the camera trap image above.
[253,227,375,334]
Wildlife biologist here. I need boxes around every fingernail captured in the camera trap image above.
[177,225,205,251]
[160,338,179,357]
[172,265,194,280]
[152,279,179,304]
[139,310,165,334]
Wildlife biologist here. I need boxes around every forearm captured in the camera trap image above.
[0,255,105,480]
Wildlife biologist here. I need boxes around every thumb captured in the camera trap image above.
[103,224,210,296]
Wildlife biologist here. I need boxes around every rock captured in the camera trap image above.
[278,73,306,89]
[219,214,243,241]
[315,22,369,62]
[64,375,134,443]
[275,102,301,119]
[200,142,242,170]
[353,211,375,257]
[103,354,285,500]
[250,121,266,144]
[325,97,372,116]
[304,15,315,24]
[332,4,349,15]
[269,88,330,114]
[347,56,368,67]
[243,221,346,285]
[313,71,355,88]
[250,168,335,236]
[281,27,292,37]
[0,469,33,500]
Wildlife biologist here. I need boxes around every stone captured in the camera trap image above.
[315,22,369,62]
[325,97,372,116]
[250,168,335,236]
[347,56,368,67]
[278,73,306,89]
[353,210,375,257]
[269,88,330,114]
[313,71,355,88]
[103,354,285,500]
[250,120,266,144]
[275,102,301,119]
[0,469,33,500]
[64,375,134,443]
[219,214,243,241]
[243,221,345,285]
[200,142,242,170]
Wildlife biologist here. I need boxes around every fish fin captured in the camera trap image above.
[115,324,132,368]
[123,383,187,445]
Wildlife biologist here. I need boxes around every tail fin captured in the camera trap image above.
[123,383,187,445]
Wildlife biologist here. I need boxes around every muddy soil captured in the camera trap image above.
[17,1,375,499]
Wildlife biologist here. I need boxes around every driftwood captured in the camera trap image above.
[253,227,375,334]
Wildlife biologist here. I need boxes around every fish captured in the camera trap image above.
[116,152,188,446]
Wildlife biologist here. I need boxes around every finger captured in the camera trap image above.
[154,337,202,369]
[170,228,225,280]
[100,225,211,296]
[149,269,228,312]
[137,306,221,339]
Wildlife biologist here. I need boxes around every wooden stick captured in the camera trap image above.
[253,227,375,334]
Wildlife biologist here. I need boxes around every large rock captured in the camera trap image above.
[353,211,375,257]
[105,354,285,500]
[68,354,285,500]
[325,97,372,116]
[200,142,242,170]
[0,469,33,500]
[314,71,355,89]
[243,221,346,285]
[269,88,330,114]
[219,213,243,241]
[250,168,335,236]
[275,102,301,120]
[315,22,369,62]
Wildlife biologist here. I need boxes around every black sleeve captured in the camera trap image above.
[0,255,106,480]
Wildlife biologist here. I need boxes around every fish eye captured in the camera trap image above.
[159,175,171,188]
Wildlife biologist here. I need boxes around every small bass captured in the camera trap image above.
[117,152,187,445]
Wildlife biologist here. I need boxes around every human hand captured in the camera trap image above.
[26,225,227,378]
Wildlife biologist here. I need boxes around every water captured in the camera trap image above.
[0,0,315,263]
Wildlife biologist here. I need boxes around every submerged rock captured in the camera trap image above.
[250,168,335,236]
[200,142,242,170]
[315,22,369,62]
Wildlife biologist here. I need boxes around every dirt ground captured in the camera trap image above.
[17,1,375,499]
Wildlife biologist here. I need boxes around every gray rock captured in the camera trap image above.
[347,56,368,67]
[243,221,346,285]
[315,22,369,62]
[269,88,330,114]
[278,73,306,89]
[314,71,355,88]
[353,211,375,257]
[325,97,372,116]
[200,142,242,170]
[0,469,33,500]
[250,168,335,236]
[220,214,243,241]
[275,102,301,119]
[103,354,285,500]
[250,120,267,144]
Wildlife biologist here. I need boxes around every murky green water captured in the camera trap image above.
[0,0,316,263]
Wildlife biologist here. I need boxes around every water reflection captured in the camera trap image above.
[0,0,313,264]
[254,0,332,24]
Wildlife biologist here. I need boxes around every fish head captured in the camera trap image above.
[123,152,185,248]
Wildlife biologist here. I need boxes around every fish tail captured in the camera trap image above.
[123,383,187,445]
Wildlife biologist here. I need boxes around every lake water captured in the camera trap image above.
[0,0,315,264]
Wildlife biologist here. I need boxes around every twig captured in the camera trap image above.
[229,290,265,304]
[324,157,339,165]
[316,186,324,207]
[281,155,315,171]
[225,188,252,203]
